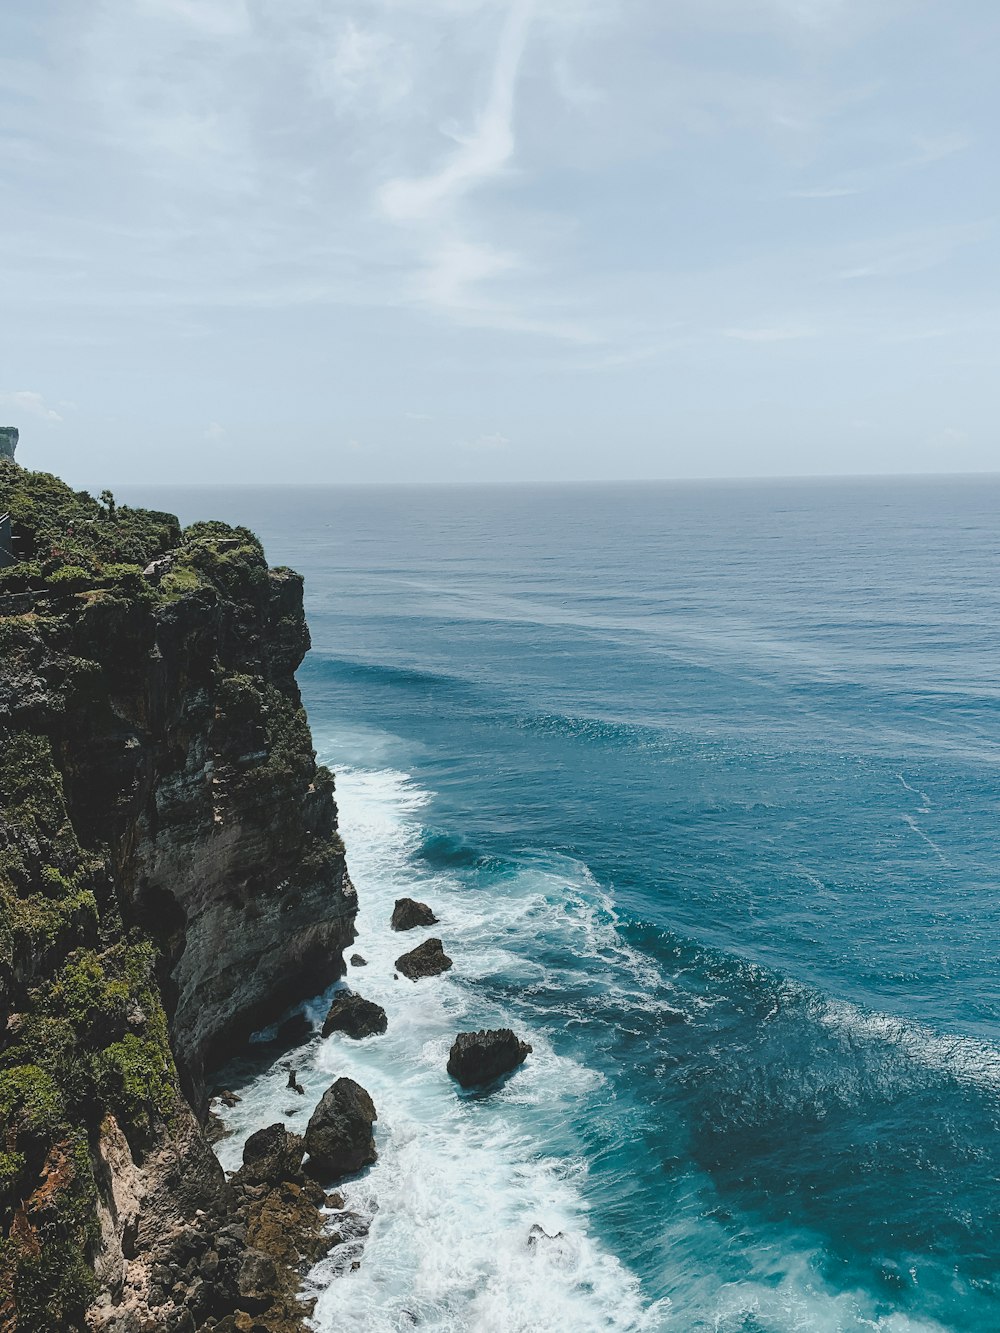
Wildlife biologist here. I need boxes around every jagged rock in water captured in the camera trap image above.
[322,991,388,1039]
[234,1123,305,1187]
[350,953,367,967]
[447,1029,532,1088]
[391,896,439,931]
[304,1078,378,1179]
[528,1223,566,1246]
[395,937,453,981]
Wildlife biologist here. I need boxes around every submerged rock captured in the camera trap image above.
[447,1029,532,1089]
[395,937,453,981]
[321,991,388,1039]
[391,896,439,931]
[304,1078,377,1179]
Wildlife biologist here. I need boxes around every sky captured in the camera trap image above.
[1,0,998,486]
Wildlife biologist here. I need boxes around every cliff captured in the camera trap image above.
[0,461,357,1330]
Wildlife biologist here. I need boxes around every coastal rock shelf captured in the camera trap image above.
[0,455,359,1330]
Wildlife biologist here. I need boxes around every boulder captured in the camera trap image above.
[234,1123,304,1187]
[391,897,439,931]
[395,937,453,981]
[304,1078,377,1179]
[236,1248,278,1314]
[321,992,388,1039]
[350,953,367,967]
[446,1029,532,1089]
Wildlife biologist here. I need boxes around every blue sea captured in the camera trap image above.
[124,477,1000,1332]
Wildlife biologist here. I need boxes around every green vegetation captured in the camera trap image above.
[0,459,271,610]
[0,455,325,1327]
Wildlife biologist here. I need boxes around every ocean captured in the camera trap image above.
[122,477,1000,1332]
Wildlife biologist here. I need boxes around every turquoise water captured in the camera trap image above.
[127,478,1000,1331]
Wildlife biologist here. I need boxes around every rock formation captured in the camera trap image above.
[303,1079,378,1179]
[0,427,17,461]
[446,1029,532,1088]
[321,992,388,1039]
[395,938,453,981]
[390,897,438,931]
[0,458,360,1330]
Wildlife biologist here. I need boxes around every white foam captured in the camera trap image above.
[212,757,973,1332]
[218,760,669,1331]
[819,997,1000,1094]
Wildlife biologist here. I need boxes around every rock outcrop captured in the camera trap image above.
[446,1029,532,1088]
[395,938,453,981]
[304,1079,378,1179]
[321,992,388,1039]
[0,459,359,1330]
[390,897,438,931]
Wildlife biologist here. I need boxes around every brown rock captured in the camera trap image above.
[447,1029,532,1089]
[395,937,453,981]
[391,897,438,931]
[304,1078,377,1179]
[321,992,387,1039]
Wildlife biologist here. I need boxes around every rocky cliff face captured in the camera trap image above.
[0,462,357,1330]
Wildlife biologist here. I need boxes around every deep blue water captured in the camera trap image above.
[125,478,1000,1332]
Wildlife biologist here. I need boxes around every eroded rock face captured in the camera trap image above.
[321,992,388,1039]
[447,1029,533,1088]
[395,938,453,981]
[304,1078,378,1179]
[129,565,357,1100]
[0,465,359,1330]
[390,897,438,931]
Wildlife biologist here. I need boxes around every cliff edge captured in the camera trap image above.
[0,461,357,1330]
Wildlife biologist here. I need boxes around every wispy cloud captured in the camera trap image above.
[379,0,533,224]
[723,326,817,342]
[461,431,510,451]
[789,185,860,198]
[0,390,63,423]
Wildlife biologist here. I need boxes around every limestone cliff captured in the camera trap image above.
[0,461,357,1330]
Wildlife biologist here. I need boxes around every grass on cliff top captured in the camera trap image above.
[0,460,272,606]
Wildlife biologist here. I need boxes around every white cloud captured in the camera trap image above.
[723,326,816,342]
[461,431,510,450]
[0,390,63,423]
[204,420,227,441]
[789,185,860,198]
[378,0,533,223]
